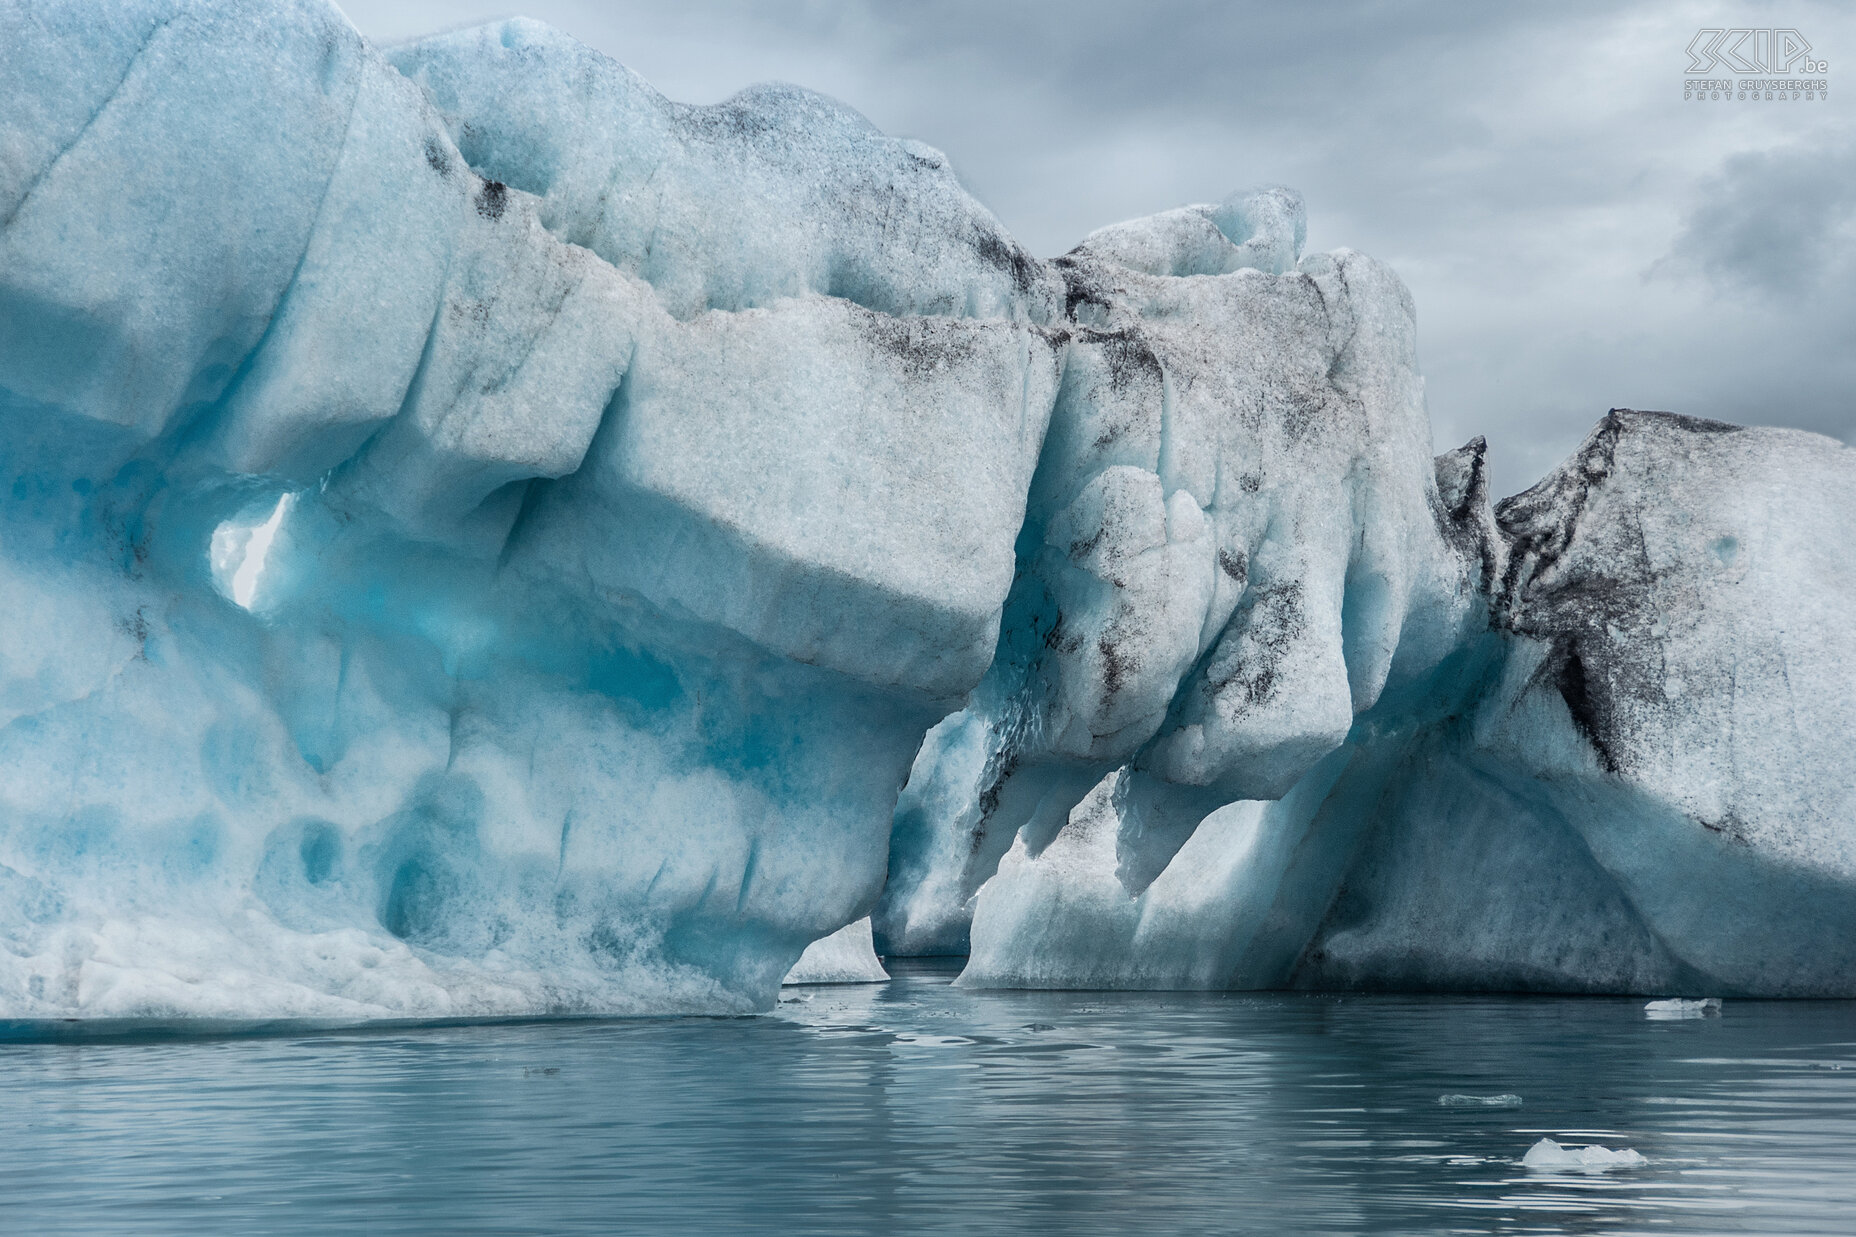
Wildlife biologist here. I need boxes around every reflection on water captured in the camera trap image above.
[4,960,1855,1235]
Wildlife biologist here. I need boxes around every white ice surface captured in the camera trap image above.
[1437,1094,1523,1109]
[782,918,888,986]
[0,0,1022,1022]
[1645,998,1722,1019]
[1522,1138,1647,1171]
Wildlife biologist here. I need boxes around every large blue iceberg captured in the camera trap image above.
[2,0,1852,1024]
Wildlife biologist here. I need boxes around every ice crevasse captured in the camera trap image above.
[0,0,1852,1026]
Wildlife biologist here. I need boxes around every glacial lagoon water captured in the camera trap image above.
[4,961,1855,1235]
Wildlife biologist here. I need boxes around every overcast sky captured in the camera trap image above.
[341,0,1853,496]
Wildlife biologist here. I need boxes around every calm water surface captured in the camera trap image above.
[4,960,1855,1235]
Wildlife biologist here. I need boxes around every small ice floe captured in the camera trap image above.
[891,1032,975,1047]
[1438,1093,1523,1108]
[1522,1137,1647,1171]
[1645,997,1722,1019]
[782,918,889,986]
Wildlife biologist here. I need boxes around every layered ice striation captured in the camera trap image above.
[0,0,1050,1022]
[2,0,1853,1025]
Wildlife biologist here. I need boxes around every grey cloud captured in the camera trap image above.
[1665,136,1856,295]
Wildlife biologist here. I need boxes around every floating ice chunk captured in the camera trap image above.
[891,1032,975,1047]
[782,918,888,986]
[1437,1093,1523,1108]
[1645,997,1723,1019]
[1522,1138,1647,1171]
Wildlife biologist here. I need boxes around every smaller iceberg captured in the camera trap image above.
[1437,1093,1522,1108]
[782,918,888,985]
[1645,998,1723,1019]
[1522,1138,1647,1171]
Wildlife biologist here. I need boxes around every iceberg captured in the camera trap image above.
[782,918,887,986]
[957,412,1856,997]
[2,0,1853,1025]
[1437,1094,1523,1109]
[1521,1138,1647,1172]
[876,188,1469,956]
[0,0,1045,1021]
[1644,998,1722,1019]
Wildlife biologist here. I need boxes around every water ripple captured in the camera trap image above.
[1,964,1853,1234]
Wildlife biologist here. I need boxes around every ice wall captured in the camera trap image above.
[960,415,1856,997]
[3,0,1853,1024]
[0,0,1052,1022]
[874,189,1481,956]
